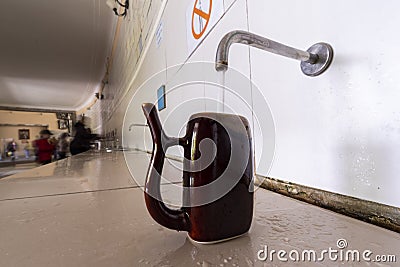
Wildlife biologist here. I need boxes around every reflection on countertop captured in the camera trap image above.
[0,151,398,267]
[0,151,138,201]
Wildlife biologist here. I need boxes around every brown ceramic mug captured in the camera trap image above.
[142,103,253,243]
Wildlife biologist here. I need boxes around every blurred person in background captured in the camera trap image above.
[50,135,58,160]
[33,130,56,165]
[70,121,98,155]
[22,140,31,158]
[6,139,17,161]
[57,133,69,160]
[32,135,39,161]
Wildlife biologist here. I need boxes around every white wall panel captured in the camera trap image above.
[248,0,400,206]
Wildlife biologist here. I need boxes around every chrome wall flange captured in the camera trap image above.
[300,43,334,77]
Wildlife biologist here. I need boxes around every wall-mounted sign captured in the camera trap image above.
[157,85,166,111]
[186,0,224,55]
[191,0,212,40]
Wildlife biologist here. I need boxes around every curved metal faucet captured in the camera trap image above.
[128,123,148,131]
[215,30,333,76]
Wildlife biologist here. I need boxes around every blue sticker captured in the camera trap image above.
[157,85,166,111]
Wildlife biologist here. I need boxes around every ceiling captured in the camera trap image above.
[0,0,116,111]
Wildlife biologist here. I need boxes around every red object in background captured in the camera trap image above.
[34,139,55,163]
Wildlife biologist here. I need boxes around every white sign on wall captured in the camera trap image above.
[186,0,224,55]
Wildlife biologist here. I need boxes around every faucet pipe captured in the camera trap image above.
[215,30,333,77]
[128,123,148,131]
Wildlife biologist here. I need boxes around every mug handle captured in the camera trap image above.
[141,103,190,231]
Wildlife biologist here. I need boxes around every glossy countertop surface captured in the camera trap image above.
[0,150,182,202]
[0,151,398,266]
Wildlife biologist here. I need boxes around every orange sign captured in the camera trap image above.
[191,0,212,40]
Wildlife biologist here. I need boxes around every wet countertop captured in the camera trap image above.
[0,151,398,266]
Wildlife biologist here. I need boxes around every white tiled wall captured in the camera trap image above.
[84,0,400,207]
[247,0,400,207]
